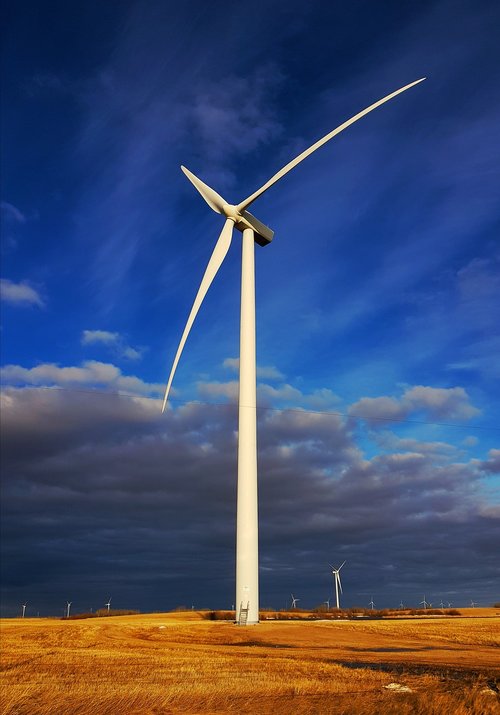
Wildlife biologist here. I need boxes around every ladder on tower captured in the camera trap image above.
[238,601,250,626]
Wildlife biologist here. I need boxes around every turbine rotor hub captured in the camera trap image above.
[222,203,241,222]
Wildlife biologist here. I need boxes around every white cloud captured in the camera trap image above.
[403,385,480,420]
[81,329,143,361]
[197,380,239,401]
[0,360,163,396]
[349,385,480,426]
[479,449,500,474]
[223,357,284,380]
[197,377,340,411]
[122,346,142,360]
[0,279,44,307]
[81,330,120,345]
[348,396,407,424]
[372,430,457,457]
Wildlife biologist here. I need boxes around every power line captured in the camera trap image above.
[3,383,500,433]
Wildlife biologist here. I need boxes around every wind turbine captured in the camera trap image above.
[324,599,330,612]
[162,78,426,625]
[106,597,112,613]
[291,594,300,609]
[420,595,428,610]
[21,602,27,618]
[329,561,346,609]
[369,596,375,610]
[66,601,72,618]
[399,600,404,610]
[470,600,477,608]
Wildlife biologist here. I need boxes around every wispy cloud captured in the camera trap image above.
[1,201,26,224]
[0,279,44,307]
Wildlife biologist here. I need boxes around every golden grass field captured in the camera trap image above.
[1,609,499,714]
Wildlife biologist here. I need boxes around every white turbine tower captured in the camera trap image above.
[106,597,112,613]
[21,602,27,618]
[291,594,300,609]
[369,596,375,610]
[329,561,345,610]
[162,79,426,625]
[324,599,330,612]
[66,601,72,618]
[420,595,428,610]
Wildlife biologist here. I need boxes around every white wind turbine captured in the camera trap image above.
[291,594,300,609]
[106,597,112,613]
[324,599,330,612]
[21,602,27,618]
[369,596,375,610]
[162,79,426,625]
[329,561,346,609]
[66,601,72,618]
[420,595,428,610]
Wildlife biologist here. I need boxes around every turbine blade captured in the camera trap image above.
[339,561,346,570]
[237,78,426,212]
[162,218,235,412]
[181,166,227,214]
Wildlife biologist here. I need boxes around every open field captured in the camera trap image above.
[1,610,499,714]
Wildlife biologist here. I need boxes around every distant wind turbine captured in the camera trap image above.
[21,602,27,618]
[369,596,375,610]
[470,600,477,608]
[420,596,428,610]
[439,600,445,609]
[162,78,426,625]
[324,599,330,612]
[106,597,112,613]
[329,561,346,609]
[291,594,300,609]
[447,601,453,608]
[66,601,72,618]
[399,600,404,610]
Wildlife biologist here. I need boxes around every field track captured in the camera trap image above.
[1,610,499,714]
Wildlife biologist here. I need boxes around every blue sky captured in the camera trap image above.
[1,0,499,615]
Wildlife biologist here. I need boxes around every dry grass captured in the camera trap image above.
[1,610,499,714]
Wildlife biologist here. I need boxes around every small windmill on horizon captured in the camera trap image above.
[290,594,300,609]
[66,601,72,618]
[21,602,27,618]
[106,597,112,613]
[329,561,346,609]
